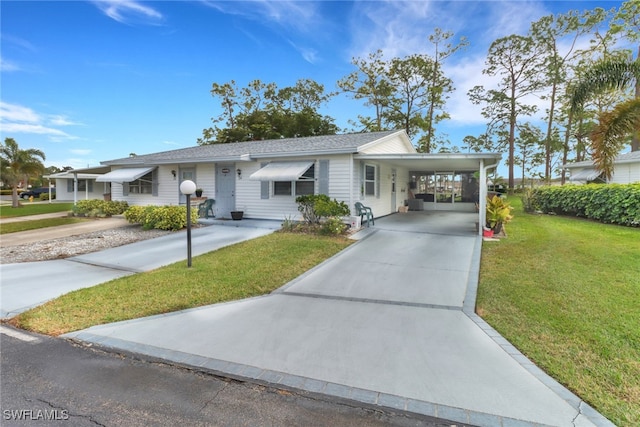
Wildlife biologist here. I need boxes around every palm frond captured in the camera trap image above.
[570,58,640,113]
[591,98,640,180]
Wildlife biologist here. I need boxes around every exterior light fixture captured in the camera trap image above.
[236,168,242,178]
[179,180,197,267]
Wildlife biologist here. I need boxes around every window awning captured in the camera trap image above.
[249,161,314,181]
[569,168,600,182]
[96,167,155,183]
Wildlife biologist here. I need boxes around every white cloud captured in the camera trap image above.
[203,0,320,34]
[0,102,79,140]
[91,0,164,25]
[0,56,21,72]
[0,102,40,123]
[70,149,92,155]
[49,115,83,127]
[201,0,326,62]
[0,122,71,138]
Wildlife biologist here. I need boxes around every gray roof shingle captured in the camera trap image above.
[103,130,404,165]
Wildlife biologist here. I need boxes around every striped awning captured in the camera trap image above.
[96,167,155,183]
[569,168,600,182]
[249,161,314,181]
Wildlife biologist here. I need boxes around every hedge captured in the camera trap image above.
[124,205,199,231]
[72,200,129,217]
[531,184,640,227]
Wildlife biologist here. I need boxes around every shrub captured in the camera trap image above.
[39,193,55,201]
[124,205,198,231]
[320,217,348,235]
[486,195,513,231]
[532,184,640,227]
[73,200,128,217]
[295,194,350,224]
[123,205,148,224]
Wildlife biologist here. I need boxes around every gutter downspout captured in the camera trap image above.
[349,153,354,216]
[479,159,499,236]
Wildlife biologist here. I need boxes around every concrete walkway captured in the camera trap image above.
[0,214,131,247]
[53,212,612,427]
[0,219,279,317]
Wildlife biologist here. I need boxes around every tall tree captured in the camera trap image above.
[385,54,435,140]
[422,28,467,152]
[199,79,337,144]
[531,9,607,182]
[468,34,545,190]
[514,122,545,187]
[337,50,392,132]
[0,138,46,208]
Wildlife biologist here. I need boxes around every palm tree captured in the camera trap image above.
[0,138,46,208]
[570,57,640,180]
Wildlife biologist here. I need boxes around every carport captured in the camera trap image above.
[354,152,502,236]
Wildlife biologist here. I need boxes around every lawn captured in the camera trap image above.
[0,217,86,234]
[0,202,74,218]
[477,198,639,426]
[11,232,352,336]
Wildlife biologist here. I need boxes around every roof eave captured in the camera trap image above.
[250,148,358,159]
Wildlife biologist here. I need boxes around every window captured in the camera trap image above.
[67,179,93,192]
[273,164,315,196]
[274,181,292,196]
[128,172,153,194]
[364,164,376,196]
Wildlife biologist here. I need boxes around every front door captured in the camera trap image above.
[216,164,236,218]
[179,167,196,204]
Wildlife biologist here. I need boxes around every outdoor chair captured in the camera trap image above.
[354,202,374,227]
[197,199,215,219]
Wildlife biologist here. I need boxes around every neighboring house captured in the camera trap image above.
[67,130,502,232]
[564,151,640,184]
[45,166,112,202]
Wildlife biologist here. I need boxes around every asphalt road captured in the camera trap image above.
[0,326,467,427]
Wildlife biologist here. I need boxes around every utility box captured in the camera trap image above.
[349,216,361,229]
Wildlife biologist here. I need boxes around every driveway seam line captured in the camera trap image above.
[279,291,463,311]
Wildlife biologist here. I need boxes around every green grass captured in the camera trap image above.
[0,202,74,218]
[477,197,640,426]
[0,217,87,234]
[12,232,352,336]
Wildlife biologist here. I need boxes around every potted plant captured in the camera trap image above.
[231,211,244,220]
[486,195,513,235]
[195,188,203,197]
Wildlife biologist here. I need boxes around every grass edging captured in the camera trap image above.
[477,198,639,426]
[0,217,86,234]
[11,232,352,336]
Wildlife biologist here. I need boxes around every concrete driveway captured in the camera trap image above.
[64,212,613,427]
[0,220,277,318]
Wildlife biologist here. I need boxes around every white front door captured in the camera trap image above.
[215,164,236,218]
[179,167,196,204]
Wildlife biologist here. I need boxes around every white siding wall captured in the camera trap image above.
[360,135,414,154]
[237,155,354,221]
[611,162,640,184]
[353,161,409,217]
[111,165,216,206]
[54,179,105,201]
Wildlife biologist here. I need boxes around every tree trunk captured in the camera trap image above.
[561,111,573,185]
[545,80,557,182]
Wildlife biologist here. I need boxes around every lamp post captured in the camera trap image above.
[179,180,197,267]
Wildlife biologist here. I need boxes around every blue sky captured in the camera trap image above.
[0,0,626,176]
